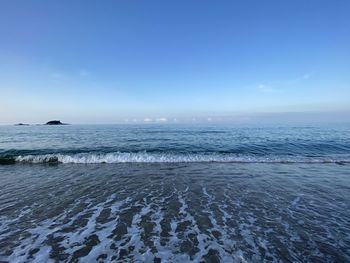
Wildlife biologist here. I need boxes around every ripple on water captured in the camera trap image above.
[0,163,349,262]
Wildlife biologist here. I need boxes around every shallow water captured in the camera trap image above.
[0,163,349,262]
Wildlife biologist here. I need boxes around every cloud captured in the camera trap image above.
[256,72,313,93]
[143,118,153,122]
[257,84,275,93]
[156,117,168,122]
[274,72,313,85]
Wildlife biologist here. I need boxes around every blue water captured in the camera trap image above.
[1,123,350,262]
[0,123,350,163]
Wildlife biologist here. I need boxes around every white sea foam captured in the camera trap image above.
[1,163,349,262]
[13,152,350,164]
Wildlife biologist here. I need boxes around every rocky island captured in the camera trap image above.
[45,120,68,125]
[14,123,29,126]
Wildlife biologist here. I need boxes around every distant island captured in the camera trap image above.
[45,120,68,125]
[14,123,29,126]
[14,120,69,126]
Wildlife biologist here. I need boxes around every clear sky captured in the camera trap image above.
[0,0,349,124]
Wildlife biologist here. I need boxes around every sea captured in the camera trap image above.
[0,123,349,262]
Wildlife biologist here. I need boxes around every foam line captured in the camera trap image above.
[4,152,349,164]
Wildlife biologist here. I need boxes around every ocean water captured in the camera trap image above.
[0,124,350,262]
[1,123,350,164]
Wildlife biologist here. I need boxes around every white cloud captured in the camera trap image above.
[257,84,275,93]
[156,117,168,122]
[256,72,313,93]
[257,84,265,90]
[143,118,153,122]
[274,72,313,85]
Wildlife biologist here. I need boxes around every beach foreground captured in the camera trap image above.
[0,163,349,262]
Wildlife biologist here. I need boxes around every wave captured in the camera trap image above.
[1,152,349,164]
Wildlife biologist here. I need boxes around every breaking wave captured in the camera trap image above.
[1,152,349,164]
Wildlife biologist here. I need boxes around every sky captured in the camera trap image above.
[0,0,349,124]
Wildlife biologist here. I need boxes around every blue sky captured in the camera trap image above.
[0,0,349,124]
